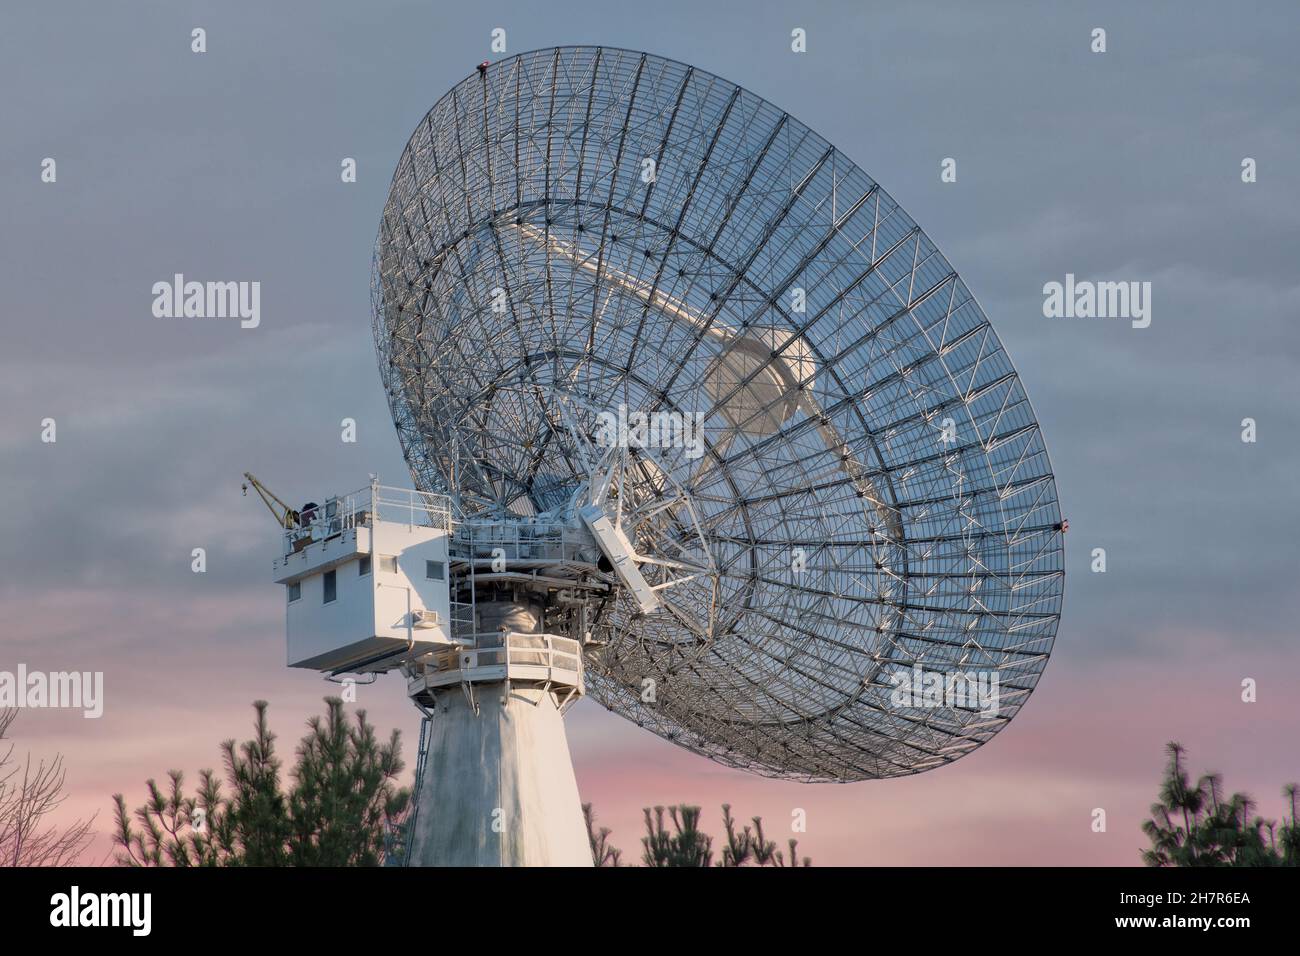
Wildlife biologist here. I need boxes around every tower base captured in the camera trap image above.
[407,684,592,867]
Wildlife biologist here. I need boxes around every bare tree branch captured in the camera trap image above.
[0,708,97,867]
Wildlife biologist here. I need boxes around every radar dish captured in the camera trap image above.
[372,46,1065,782]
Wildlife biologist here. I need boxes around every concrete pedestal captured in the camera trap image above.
[407,683,592,866]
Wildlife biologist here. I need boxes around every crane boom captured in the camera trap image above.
[242,472,300,529]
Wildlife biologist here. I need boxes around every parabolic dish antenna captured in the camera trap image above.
[372,46,1065,783]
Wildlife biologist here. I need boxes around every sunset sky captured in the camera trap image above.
[2,0,1297,865]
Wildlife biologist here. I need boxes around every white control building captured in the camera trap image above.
[272,480,596,866]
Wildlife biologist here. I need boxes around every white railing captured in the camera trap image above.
[368,483,453,531]
[427,632,583,678]
[283,481,453,551]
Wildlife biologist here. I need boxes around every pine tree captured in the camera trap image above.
[221,700,290,865]
[1142,741,1298,867]
[642,805,713,866]
[628,803,812,867]
[583,803,621,866]
[113,698,407,867]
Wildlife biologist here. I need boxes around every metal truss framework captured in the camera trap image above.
[372,46,1065,782]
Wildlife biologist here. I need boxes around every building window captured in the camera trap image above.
[288,581,301,602]
[379,555,397,573]
[358,555,371,576]
[426,560,444,581]
[323,569,337,604]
